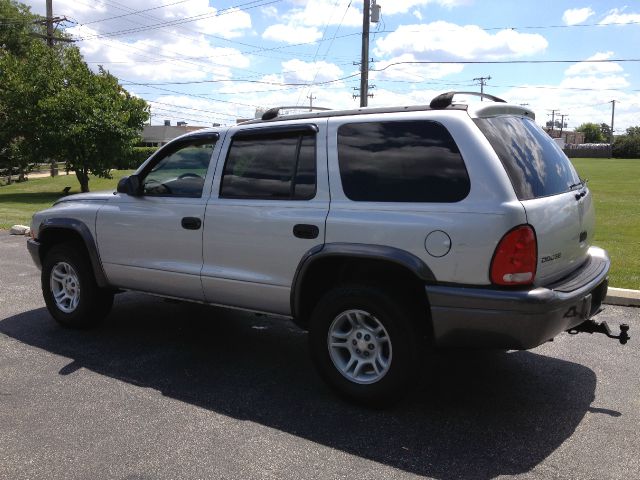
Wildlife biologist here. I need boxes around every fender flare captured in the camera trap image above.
[290,243,436,319]
[38,218,110,288]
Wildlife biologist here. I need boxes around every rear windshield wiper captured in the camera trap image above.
[569,178,588,190]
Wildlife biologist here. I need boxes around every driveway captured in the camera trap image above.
[1,233,638,480]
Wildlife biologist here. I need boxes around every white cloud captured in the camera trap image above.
[560,74,629,91]
[261,0,361,44]
[24,0,252,39]
[260,5,279,18]
[380,0,471,16]
[495,49,636,132]
[498,84,640,133]
[562,7,595,25]
[21,0,253,83]
[262,24,322,43]
[565,51,624,76]
[280,59,344,83]
[66,24,251,82]
[282,0,362,28]
[599,8,640,25]
[374,22,548,62]
[413,10,424,21]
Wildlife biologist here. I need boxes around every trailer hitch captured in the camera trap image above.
[567,320,630,345]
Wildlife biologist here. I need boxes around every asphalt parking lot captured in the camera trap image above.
[1,233,639,480]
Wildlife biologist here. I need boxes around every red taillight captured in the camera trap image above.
[490,225,537,286]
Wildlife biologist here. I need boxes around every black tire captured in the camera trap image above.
[309,285,424,407]
[41,242,113,328]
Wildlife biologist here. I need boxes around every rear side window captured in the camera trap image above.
[337,120,470,202]
[220,132,316,200]
[474,116,581,200]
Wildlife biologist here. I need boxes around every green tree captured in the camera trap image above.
[38,48,149,192]
[600,123,612,139]
[613,126,640,158]
[576,122,606,143]
[0,0,149,191]
[0,0,44,181]
[0,0,41,56]
[625,126,640,137]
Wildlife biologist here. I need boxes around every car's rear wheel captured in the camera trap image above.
[309,285,423,406]
[42,242,113,328]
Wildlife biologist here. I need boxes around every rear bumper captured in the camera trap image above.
[426,247,610,349]
[27,238,42,269]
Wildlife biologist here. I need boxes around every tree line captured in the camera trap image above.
[575,122,640,158]
[0,0,149,192]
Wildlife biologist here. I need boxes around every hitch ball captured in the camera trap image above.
[619,324,630,345]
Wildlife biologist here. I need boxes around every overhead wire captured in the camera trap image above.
[122,72,360,87]
[298,0,354,106]
[75,0,283,41]
[80,0,194,26]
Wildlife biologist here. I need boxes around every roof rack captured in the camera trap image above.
[429,91,506,109]
[261,105,332,121]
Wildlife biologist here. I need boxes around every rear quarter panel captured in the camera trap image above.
[325,111,527,285]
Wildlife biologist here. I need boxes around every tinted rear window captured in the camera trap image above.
[474,116,581,200]
[337,120,470,202]
[220,132,316,200]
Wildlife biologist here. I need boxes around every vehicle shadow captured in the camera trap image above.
[0,292,597,480]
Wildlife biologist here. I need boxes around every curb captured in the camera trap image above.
[604,287,640,307]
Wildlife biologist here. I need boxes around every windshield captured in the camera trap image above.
[474,116,581,200]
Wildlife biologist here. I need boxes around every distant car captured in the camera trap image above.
[27,92,610,405]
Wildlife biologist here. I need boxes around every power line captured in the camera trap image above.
[486,82,632,93]
[80,0,193,26]
[75,0,283,41]
[148,100,238,118]
[298,0,353,106]
[121,72,360,87]
[68,0,344,64]
[372,59,640,71]
[119,79,261,109]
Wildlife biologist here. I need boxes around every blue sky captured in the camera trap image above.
[23,0,640,131]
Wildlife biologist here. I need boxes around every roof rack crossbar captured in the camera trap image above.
[262,106,332,121]
[429,91,506,109]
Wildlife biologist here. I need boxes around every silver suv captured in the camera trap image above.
[27,92,611,405]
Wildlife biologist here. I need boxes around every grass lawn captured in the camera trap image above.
[1,160,638,289]
[0,171,133,230]
[571,158,640,290]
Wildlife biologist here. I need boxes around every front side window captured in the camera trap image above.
[220,132,316,200]
[337,120,470,202]
[142,137,216,198]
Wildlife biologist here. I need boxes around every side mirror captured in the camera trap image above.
[116,174,141,196]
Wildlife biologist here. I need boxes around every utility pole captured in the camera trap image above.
[548,109,560,133]
[46,0,54,46]
[37,0,72,46]
[473,76,491,100]
[359,0,371,107]
[44,0,72,176]
[559,114,568,136]
[357,1,381,107]
[307,93,316,112]
[609,100,617,158]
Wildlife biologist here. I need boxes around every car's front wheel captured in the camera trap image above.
[309,285,424,406]
[42,242,113,328]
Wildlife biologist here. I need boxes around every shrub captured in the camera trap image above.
[613,135,640,159]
